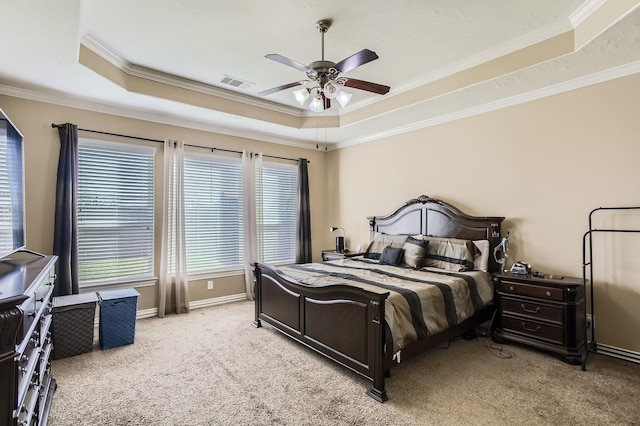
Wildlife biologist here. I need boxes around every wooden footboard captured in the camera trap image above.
[252,262,390,402]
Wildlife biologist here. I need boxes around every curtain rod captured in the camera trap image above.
[51,123,308,163]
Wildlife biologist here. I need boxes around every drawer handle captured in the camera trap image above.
[546,291,552,297]
[521,304,540,314]
[521,322,541,333]
[509,286,515,291]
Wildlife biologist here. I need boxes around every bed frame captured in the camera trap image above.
[252,195,505,402]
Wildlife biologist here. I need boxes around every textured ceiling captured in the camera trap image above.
[0,1,639,148]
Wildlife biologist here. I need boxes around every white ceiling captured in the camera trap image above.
[1,0,639,149]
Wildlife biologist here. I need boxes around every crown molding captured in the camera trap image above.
[570,0,608,26]
[4,59,639,153]
[334,60,640,150]
[0,83,320,151]
[81,35,307,118]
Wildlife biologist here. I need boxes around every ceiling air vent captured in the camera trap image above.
[220,75,254,90]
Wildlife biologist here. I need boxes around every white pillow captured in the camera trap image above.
[473,240,490,272]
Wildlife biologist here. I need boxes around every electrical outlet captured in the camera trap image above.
[207,280,214,290]
[586,313,594,329]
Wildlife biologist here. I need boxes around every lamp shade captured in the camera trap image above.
[323,81,339,99]
[293,88,310,105]
[309,93,325,112]
[336,91,352,108]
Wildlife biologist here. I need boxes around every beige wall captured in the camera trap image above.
[329,72,640,353]
[0,95,329,312]
[3,71,639,353]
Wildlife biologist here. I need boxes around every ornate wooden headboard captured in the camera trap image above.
[367,195,505,273]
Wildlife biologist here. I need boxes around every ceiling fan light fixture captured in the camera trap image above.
[293,88,310,105]
[336,90,352,108]
[308,93,325,112]
[323,81,339,99]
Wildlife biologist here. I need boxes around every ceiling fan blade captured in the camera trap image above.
[258,81,305,96]
[265,54,312,73]
[333,49,379,74]
[342,78,390,95]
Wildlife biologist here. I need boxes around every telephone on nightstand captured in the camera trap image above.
[509,261,531,275]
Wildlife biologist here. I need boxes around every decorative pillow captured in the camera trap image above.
[403,237,429,268]
[423,236,479,272]
[364,233,408,260]
[473,240,490,272]
[378,246,404,266]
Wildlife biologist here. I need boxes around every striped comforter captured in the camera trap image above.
[278,256,494,358]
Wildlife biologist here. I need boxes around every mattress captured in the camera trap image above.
[278,256,494,357]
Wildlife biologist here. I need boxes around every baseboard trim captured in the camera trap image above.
[595,343,640,364]
[137,293,248,319]
[189,293,248,310]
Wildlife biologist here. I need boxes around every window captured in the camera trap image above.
[259,161,297,264]
[183,153,243,273]
[0,117,25,257]
[77,140,155,284]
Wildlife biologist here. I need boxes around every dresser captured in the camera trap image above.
[493,272,588,370]
[0,254,58,426]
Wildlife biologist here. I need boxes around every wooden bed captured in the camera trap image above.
[252,195,505,402]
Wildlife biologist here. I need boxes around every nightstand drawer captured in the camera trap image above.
[502,315,563,345]
[501,298,563,324]
[498,280,564,302]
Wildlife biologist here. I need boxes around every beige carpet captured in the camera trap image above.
[49,300,640,425]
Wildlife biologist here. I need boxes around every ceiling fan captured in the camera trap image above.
[258,19,390,112]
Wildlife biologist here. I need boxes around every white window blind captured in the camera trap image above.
[0,134,11,250]
[77,140,155,284]
[0,121,25,256]
[259,161,297,264]
[183,153,244,273]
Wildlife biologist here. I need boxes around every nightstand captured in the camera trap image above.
[493,272,588,370]
[321,250,363,262]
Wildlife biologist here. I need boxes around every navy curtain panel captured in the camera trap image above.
[295,158,312,263]
[53,123,79,296]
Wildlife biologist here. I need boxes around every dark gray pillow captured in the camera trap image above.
[378,246,404,266]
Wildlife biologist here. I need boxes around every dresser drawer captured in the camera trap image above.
[500,298,563,324]
[501,315,564,345]
[498,280,564,302]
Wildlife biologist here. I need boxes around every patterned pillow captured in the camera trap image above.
[423,236,479,272]
[402,237,429,268]
[379,246,404,266]
[364,233,408,260]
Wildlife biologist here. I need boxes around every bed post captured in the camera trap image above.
[252,263,262,328]
[367,298,388,402]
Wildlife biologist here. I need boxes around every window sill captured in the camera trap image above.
[79,277,157,293]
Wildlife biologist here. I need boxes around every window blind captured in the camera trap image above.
[77,140,155,283]
[183,153,244,272]
[0,135,11,250]
[259,161,297,264]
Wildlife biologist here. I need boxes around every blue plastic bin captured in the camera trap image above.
[98,288,139,350]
